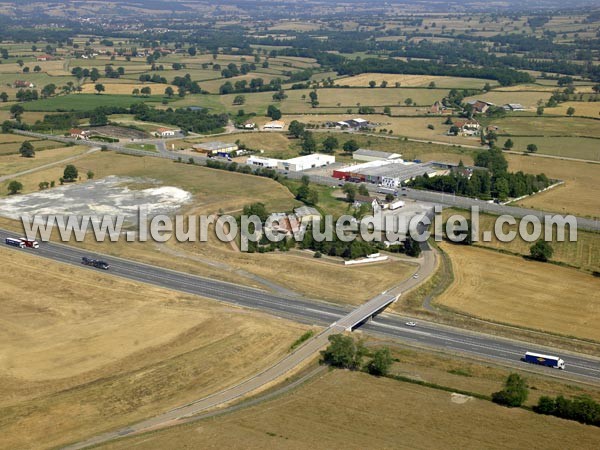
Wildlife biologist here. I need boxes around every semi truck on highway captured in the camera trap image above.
[81,256,110,270]
[5,237,39,248]
[523,351,565,369]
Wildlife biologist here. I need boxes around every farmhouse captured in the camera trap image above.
[13,80,35,89]
[467,100,494,114]
[155,127,178,138]
[36,54,54,61]
[450,118,481,136]
[353,148,402,163]
[428,101,452,115]
[70,128,91,140]
[263,120,285,130]
[193,141,239,156]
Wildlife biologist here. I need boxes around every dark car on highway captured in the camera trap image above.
[81,256,110,270]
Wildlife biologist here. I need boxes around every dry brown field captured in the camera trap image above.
[436,243,600,341]
[0,246,310,449]
[101,370,600,450]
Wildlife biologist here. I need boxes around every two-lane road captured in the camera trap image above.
[2,229,599,382]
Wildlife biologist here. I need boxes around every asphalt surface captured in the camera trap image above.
[2,228,599,383]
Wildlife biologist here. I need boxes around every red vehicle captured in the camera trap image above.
[20,238,39,248]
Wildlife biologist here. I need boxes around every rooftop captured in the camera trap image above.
[193,141,237,151]
[354,148,402,159]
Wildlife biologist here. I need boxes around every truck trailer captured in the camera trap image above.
[5,237,24,248]
[523,352,565,370]
[388,200,405,210]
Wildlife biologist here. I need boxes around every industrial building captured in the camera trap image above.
[333,160,440,188]
[247,153,335,172]
[193,141,239,157]
[353,149,402,163]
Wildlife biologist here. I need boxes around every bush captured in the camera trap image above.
[530,239,553,262]
[492,373,528,407]
[314,251,322,258]
[321,334,366,370]
[367,348,393,376]
[534,395,600,426]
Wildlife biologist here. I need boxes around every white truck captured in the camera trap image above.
[389,200,405,210]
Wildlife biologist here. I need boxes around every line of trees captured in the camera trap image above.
[410,151,551,201]
[131,103,228,134]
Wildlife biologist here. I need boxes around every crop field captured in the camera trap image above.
[0,144,88,176]
[506,153,600,218]
[334,73,497,89]
[0,246,308,450]
[545,101,600,118]
[79,82,174,95]
[464,91,552,108]
[103,370,600,450]
[436,243,600,341]
[442,208,600,272]
[21,93,169,111]
[493,116,600,139]
[506,136,600,161]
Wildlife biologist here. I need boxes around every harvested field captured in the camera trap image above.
[101,370,600,450]
[0,144,89,176]
[335,73,497,89]
[436,243,600,341]
[506,153,600,218]
[0,246,308,450]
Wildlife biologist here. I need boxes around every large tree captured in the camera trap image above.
[322,136,339,153]
[63,164,78,182]
[320,334,366,370]
[19,141,35,158]
[8,180,23,195]
[367,347,393,376]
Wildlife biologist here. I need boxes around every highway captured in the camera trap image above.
[2,229,599,382]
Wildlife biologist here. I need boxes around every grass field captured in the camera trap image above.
[505,153,600,218]
[334,73,497,89]
[0,246,309,450]
[507,136,600,161]
[20,93,170,111]
[464,91,552,108]
[0,144,88,176]
[545,101,600,118]
[102,370,600,450]
[79,82,174,95]
[494,116,600,139]
[436,243,600,341]
[442,208,600,272]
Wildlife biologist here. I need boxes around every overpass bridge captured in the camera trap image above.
[334,293,399,331]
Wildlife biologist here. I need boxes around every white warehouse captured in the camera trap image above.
[278,153,335,172]
[247,153,335,172]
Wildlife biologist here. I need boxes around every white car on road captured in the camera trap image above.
[405,321,417,327]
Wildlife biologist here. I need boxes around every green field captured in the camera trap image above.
[20,94,171,111]
[507,136,600,161]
